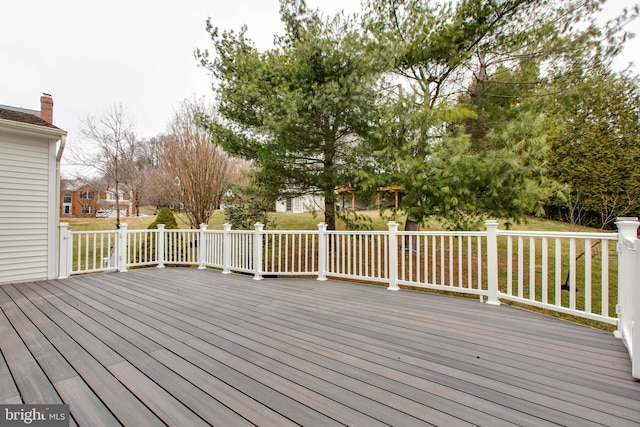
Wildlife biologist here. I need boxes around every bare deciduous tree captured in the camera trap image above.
[164,98,235,228]
[139,140,181,211]
[131,135,170,216]
[72,103,137,228]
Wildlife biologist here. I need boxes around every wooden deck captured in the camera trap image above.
[1,268,639,426]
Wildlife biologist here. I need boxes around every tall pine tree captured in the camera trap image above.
[198,0,380,230]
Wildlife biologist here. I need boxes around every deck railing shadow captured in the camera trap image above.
[58,218,640,379]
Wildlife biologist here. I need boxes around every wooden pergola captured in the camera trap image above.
[337,185,406,211]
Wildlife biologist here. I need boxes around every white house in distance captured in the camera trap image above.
[275,194,324,213]
[0,94,67,285]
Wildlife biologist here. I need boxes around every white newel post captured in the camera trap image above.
[198,224,207,270]
[118,223,128,272]
[317,223,328,281]
[253,223,264,280]
[157,224,165,268]
[633,239,640,379]
[485,220,501,306]
[222,223,231,274]
[615,217,640,378]
[387,221,399,291]
[58,222,71,279]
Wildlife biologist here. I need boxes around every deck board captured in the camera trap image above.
[1,284,168,426]
[1,267,639,426]
[24,282,250,427]
[0,288,62,404]
[0,348,21,404]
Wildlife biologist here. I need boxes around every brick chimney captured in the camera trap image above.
[40,93,53,124]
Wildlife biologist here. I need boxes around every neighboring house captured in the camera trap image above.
[275,185,405,214]
[60,180,132,218]
[275,194,324,213]
[0,94,67,285]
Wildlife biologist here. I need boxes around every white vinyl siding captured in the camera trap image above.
[0,134,50,284]
[275,194,324,213]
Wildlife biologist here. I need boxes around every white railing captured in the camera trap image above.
[496,229,618,325]
[326,230,390,283]
[263,229,318,276]
[615,218,640,379]
[59,217,640,378]
[202,228,225,269]
[59,224,118,276]
[164,229,200,266]
[126,226,159,268]
[396,229,488,297]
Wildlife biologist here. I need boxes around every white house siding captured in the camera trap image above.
[0,134,51,284]
[275,194,324,213]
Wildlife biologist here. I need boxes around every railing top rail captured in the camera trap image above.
[69,230,118,235]
[326,230,390,236]
[70,227,619,241]
[497,229,618,240]
[396,230,486,237]
[261,230,320,235]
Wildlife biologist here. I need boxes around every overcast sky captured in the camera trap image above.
[1,0,637,177]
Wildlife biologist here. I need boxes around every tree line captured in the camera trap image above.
[68,98,252,229]
[197,0,640,230]
[72,0,640,231]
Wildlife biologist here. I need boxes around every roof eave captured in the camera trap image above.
[0,117,67,139]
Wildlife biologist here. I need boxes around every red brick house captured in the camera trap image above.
[60,180,132,218]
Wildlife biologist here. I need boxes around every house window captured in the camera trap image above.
[286,197,293,212]
[81,205,93,215]
[80,191,94,200]
[63,205,71,214]
[63,195,72,203]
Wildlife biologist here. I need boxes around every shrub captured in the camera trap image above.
[224,194,275,230]
[148,207,178,230]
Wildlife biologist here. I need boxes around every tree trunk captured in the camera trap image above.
[470,51,486,98]
[325,197,336,231]
[115,182,121,229]
[404,215,420,251]
[404,215,420,232]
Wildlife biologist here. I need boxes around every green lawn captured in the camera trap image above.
[64,210,391,231]
[63,208,607,233]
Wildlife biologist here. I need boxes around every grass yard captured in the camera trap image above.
[64,209,396,231]
[62,208,605,233]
